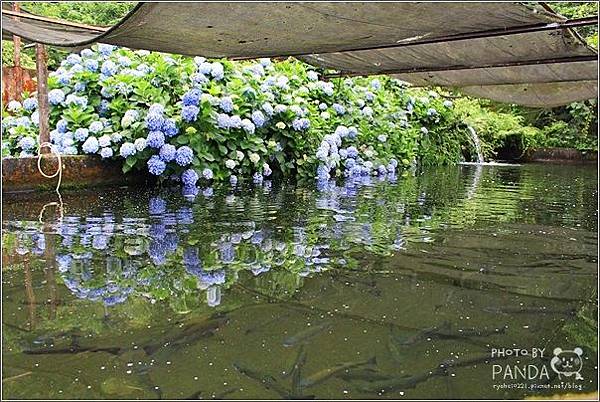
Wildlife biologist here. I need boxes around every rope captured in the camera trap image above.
[37,142,62,192]
[37,142,64,223]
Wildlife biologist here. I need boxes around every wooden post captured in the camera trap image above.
[12,2,23,101]
[36,43,50,153]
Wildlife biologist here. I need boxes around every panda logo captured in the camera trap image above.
[550,347,584,380]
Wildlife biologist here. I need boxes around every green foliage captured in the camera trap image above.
[20,2,136,26]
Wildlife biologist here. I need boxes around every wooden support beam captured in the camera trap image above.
[35,43,50,154]
[12,2,22,101]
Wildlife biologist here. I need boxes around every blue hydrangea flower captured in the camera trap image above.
[119,142,136,158]
[98,99,110,115]
[147,155,166,175]
[175,146,193,166]
[159,143,176,162]
[292,118,310,131]
[118,56,131,67]
[252,172,263,184]
[74,128,89,142]
[146,131,165,148]
[65,94,88,108]
[48,89,65,105]
[202,168,213,180]
[262,102,274,116]
[97,44,115,56]
[181,105,199,122]
[307,70,319,81]
[229,115,242,129]
[65,54,81,66]
[181,169,199,187]
[89,121,104,134]
[192,73,209,85]
[80,48,94,58]
[82,136,99,154]
[219,97,234,113]
[145,112,164,131]
[56,119,69,133]
[332,103,346,115]
[378,134,387,142]
[31,111,39,126]
[251,110,266,128]
[18,136,36,150]
[210,62,224,80]
[149,103,165,115]
[371,79,381,90]
[216,113,230,129]
[7,100,22,112]
[99,147,113,159]
[241,119,255,134]
[74,82,86,92]
[98,134,111,148]
[134,138,147,152]
[182,88,202,106]
[23,98,37,111]
[84,59,98,72]
[347,146,358,158]
[162,118,178,137]
[100,60,118,76]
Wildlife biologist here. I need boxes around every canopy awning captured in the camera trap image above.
[2,2,597,107]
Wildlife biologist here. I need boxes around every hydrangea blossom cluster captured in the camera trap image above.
[3,43,466,179]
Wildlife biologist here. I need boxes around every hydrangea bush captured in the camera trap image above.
[2,44,470,184]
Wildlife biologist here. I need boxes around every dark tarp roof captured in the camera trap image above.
[2,2,598,107]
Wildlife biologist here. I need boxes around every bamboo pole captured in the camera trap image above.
[36,43,50,153]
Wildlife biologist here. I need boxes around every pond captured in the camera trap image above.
[2,164,598,400]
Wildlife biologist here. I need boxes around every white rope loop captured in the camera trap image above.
[37,142,62,192]
[37,142,64,223]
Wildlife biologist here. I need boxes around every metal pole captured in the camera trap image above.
[36,43,50,153]
[12,2,23,101]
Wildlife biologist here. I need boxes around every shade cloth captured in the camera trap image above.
[2,2,597,107]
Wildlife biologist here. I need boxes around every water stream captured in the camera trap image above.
[467,126,485,163]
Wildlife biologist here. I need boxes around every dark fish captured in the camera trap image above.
[434,326,507,340]
[299,356,377,388]
[483,306,576,315]
[359,369,441,393]
[338,368,395,382]
[283,322,332,347]
[282,344,307,379]
[393,321,451,346]
[23,345,121,355]
[143,315,229,356]
[211,387,238,399]
[289,346,308,398]
[362,353,509,393]
[233,362,291,399]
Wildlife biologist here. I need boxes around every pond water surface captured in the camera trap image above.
[2,164,598,400]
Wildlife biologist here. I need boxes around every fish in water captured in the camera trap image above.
[143,314,229,356]
[483,306,576,316]
[233,362,291,399]
[299,356,377,388]
[23,345,121,355]
[185,387,238,400]
[392,321,451,346]
[283,322,332,347]
[361,353,510,393]
[282,344,307,379]
[338,367,395,382]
